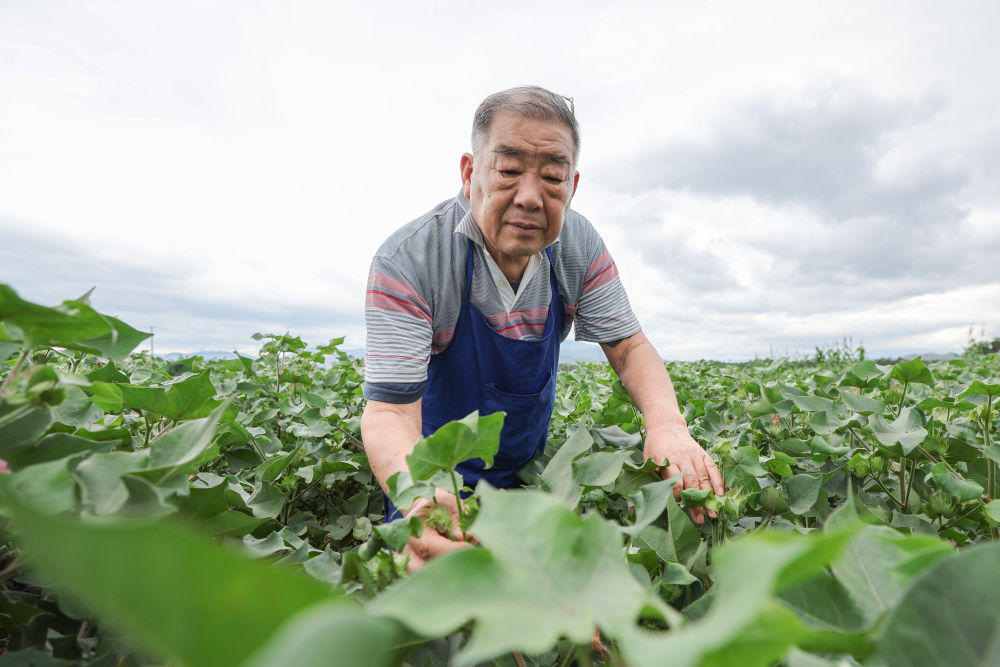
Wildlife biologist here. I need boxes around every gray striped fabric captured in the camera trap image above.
[363,190,640,403]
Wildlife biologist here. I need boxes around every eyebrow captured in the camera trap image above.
[493,145,571,166]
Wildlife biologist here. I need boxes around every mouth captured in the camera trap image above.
[505,221,544,233]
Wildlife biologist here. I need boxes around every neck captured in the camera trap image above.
[485,245,530,283]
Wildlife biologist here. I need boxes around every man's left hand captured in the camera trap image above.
[644,423,724,524]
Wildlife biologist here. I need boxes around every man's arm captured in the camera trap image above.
[360,398,469,570]
[600,332,724,524]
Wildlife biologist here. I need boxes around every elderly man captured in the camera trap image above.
[361,85,722,569]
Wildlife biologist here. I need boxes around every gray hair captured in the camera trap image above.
[471,85,580,161]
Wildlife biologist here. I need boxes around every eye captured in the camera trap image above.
[500,169,520,177]
[544,176,563,183]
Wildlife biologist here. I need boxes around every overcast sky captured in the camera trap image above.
[2,1,998,361]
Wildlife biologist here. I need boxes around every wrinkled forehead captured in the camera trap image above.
[480,111,577,164]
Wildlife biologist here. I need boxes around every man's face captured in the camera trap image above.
[461,111,579,279]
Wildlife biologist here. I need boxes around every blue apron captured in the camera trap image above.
[385,238,563,520]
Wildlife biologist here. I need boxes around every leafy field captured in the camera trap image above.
[1,284,998,667]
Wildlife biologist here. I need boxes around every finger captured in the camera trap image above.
[404,545,426,573]
[690,506,705,524]
[664,464,683,500]
[705,453,725,496]
[415,531,471,559]
[689,456,719,520]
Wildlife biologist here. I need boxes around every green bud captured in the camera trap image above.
[352,516,372,542]
[926,489,956,520]
[681,488,712,507]
[868,454,888,475]
[884,388,904,406]
[847,453,871,478]
[424,502,454,536]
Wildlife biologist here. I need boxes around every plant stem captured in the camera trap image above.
[897,456,908,512]
[0,349,29,397]
[983,397,998,540]
[942,502,983,531]
[449,468,466,527]
[895,380,909,419]
[754,513,774,533]
[849,427,872,453]
[332,421,365,451]
[0,403,33,429]
[866,473,905,509]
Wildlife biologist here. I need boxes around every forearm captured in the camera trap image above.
[603,332,687,432]
[360,398,422,492]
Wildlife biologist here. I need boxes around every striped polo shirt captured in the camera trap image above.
[363,189,641,403]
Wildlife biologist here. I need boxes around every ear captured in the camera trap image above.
[571,170,580,197]
[460,153,474,199]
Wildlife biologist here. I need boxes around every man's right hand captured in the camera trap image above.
[400,488,471,571]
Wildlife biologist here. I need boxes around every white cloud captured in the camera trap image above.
[1,1,998,358]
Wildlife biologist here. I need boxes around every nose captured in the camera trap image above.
[513,173,543,212]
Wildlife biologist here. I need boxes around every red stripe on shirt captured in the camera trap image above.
[366,290,433,323]
[368,272,430,311]
[582,261,619,294]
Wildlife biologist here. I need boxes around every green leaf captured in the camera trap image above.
[247,481,288,519]
[848,360,885,383]
[590,425,642,447]
[661,561,697,585]
[4,456,77,514]
[406,411,503,481]
[111,475,178,519]
[620,474,682,538]
[0,285,150,359]
[831,525,952,626]
[116,372,221,421]
[241,601,407,667]
[666,491,703,569]
[617,528,866,667]
[142,402,228,479]
[374,516,423,551]
[372,487,673,666]
[50,386,104,428]
[783,474,824,515]
[0,483,350,667]
[572,450,632,487]
[74,450,150,515]
[839,389,883,414]
[734,446,768,476]
[787,394,835,413]
[957,380,1000,399]
[0,648,77,666]
[0,405,53,461]
[539,428,593,507]
[983,500,1000,526]
[927,462,984,502]
[916,396,976,412]
[875,543,1000,666]
[869,408,928,456]
[775,570,867,632]
[889,357,934,386]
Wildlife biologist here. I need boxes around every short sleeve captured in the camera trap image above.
[362,254,432,403]
[567,219,642,344]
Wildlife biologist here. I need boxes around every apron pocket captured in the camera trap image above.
[482,370,555,471]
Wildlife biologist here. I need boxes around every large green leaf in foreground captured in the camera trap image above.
[0,284,150,359]
[619,527,870,667]
[875,542,1000,667]
[372,486,671,666]
[0,481,401,667]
